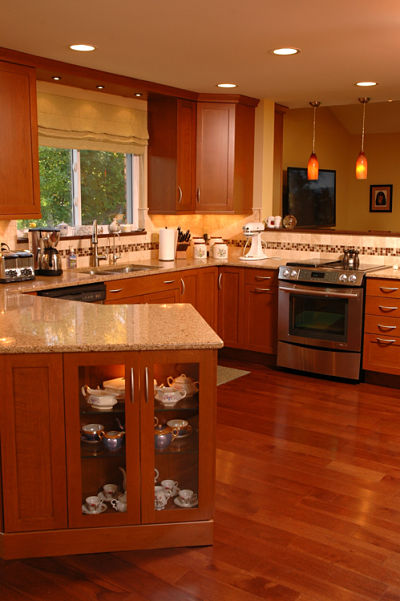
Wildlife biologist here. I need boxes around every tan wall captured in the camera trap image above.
[282,107,400,232]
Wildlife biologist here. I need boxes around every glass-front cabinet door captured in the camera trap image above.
[140,349,216,524]
[64,352,141,527]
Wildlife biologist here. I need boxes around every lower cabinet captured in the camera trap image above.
[363,278,400,374]
[0,349,217,559]
[179,267,218,331]
[218,267,278,354]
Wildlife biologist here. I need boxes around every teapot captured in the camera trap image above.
[154,417,178,450]
[167,373,199,396]
[99,430,125,452]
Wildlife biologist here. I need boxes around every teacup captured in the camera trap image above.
[85,495,102,513]
[154,485,171,510]
[155,387,186,406]
[166,419,192,437]
[161,479,179,496]
[178,489,196,505]
[111,492,127,512]
[102,483,118,501]
[81,423,104,442]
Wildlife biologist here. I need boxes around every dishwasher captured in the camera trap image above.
[37,281,106,303]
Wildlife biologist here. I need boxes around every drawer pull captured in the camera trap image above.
[377,324,397,331]
[253,288,272,293]
[180,277,185,295]
[378,305,399,312]
[109,288,123,293]
[163,280,175,284]
[255,276,271,281]
[380,287,399,293]
[376,337,397,344]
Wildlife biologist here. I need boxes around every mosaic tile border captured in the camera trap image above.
[226,239,400,257]
[59,241,158,258]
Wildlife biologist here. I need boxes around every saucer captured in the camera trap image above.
[174,495,198,508]
[82,502,107,515]
[154,393,181,406]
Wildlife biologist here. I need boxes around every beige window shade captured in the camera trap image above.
[37,91,149,154]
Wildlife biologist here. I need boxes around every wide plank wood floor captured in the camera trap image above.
[2,360,400,600]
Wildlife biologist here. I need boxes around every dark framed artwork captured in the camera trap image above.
[370,184,392,212]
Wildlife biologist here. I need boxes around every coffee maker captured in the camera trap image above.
[29,228,63,276]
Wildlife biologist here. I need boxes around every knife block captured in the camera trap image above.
[176,243,190,259]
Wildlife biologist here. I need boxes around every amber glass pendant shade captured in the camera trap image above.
[355,151,368,179]
[307,153,319,180]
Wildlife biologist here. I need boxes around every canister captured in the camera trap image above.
[212,241,228,259]
[193,241,207,259]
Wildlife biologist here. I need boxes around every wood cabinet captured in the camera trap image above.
[0,354,67,533]
[148,95,257,215]
[148,96,196,214]
[218,267,278,354]
[0,348,217,559]
[0,60,41,219]
[363,278,400,374]
[104,272,181,304]
[179,267,218,331]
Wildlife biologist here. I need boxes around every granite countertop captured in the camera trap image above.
[366,266,400,280]
[0,294,223,354]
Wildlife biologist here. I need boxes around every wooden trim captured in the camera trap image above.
[0,520,214,559]
[197,93,259,107]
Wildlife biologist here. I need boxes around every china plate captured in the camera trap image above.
[82,502,107,515]
[282,214,297,230]
[174,495,198,508]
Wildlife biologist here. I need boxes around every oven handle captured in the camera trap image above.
[279,286,359,299]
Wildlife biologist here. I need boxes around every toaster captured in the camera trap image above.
[0,250,35,283]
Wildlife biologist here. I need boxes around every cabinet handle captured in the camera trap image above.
[380,287,399,292]
[130,367,135,404]
[255,276,271,280]
[218,273,222,290]
[163,279,175,285]
[144,366,149,403]
[180,277,185,295]
[376,337,397,344]
[109,288,123,293]
[377,324,397,331]
[253,288,271,293]
[378,305,399,312]
[196,188,200,204]
[177,185,182,203]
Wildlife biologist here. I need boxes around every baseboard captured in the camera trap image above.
[218,347,276,367]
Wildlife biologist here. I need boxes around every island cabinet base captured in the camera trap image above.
[0,520,214,560]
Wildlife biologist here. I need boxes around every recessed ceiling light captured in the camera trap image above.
[96,85,105,90]
[135,93,143,97]
[52,76,62,81]
[272,47,300,56]
[217,83,237,88]
[69,44,95,52]
[355,81,377,87]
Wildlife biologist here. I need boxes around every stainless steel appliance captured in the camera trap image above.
[29,228,62,276]
[277,258,389,379]
[0,247,35,283]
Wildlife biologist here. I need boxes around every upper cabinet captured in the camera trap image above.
[0,61,41,219]
[148,94,258,215]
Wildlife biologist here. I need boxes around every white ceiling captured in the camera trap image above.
[1,0,400,108]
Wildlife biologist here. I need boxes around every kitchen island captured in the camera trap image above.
[0,296,222,559]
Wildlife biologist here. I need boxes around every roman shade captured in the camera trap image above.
[37,90,149,154]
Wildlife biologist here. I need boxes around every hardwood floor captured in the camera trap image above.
[2,360,400,600]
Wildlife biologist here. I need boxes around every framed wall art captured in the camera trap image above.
[370,184,392,212]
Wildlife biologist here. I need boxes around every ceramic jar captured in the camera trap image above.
[212,241,228,259]
[193,241,207,259]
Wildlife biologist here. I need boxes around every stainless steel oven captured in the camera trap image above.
[276,259,388,380]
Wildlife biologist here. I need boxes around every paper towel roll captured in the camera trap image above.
[159,227,176,261]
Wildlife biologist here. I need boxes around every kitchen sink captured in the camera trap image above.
[79,264,159,275]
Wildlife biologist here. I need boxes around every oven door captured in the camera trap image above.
[278,281,364,352]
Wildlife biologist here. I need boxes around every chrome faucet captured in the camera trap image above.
[110,233,121,264]
[91,220,107,267]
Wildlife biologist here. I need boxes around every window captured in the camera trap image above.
[18,146,141,231]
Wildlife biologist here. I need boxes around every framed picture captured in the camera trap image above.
[370,184,392,212]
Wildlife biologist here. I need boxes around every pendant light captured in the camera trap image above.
[355,97,370,180]
[307,101,321,180]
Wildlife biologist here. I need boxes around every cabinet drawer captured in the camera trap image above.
[365,296,400,318]
[244,268,277,288]
[366,279,400,298]
[364,314,400,335]
[105,273,180,301]
[363,333,400,374]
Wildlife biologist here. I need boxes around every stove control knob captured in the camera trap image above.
[290,269,298,278]
[282,268,290,277]
[348,274,357,283]
[339,273,348,282]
